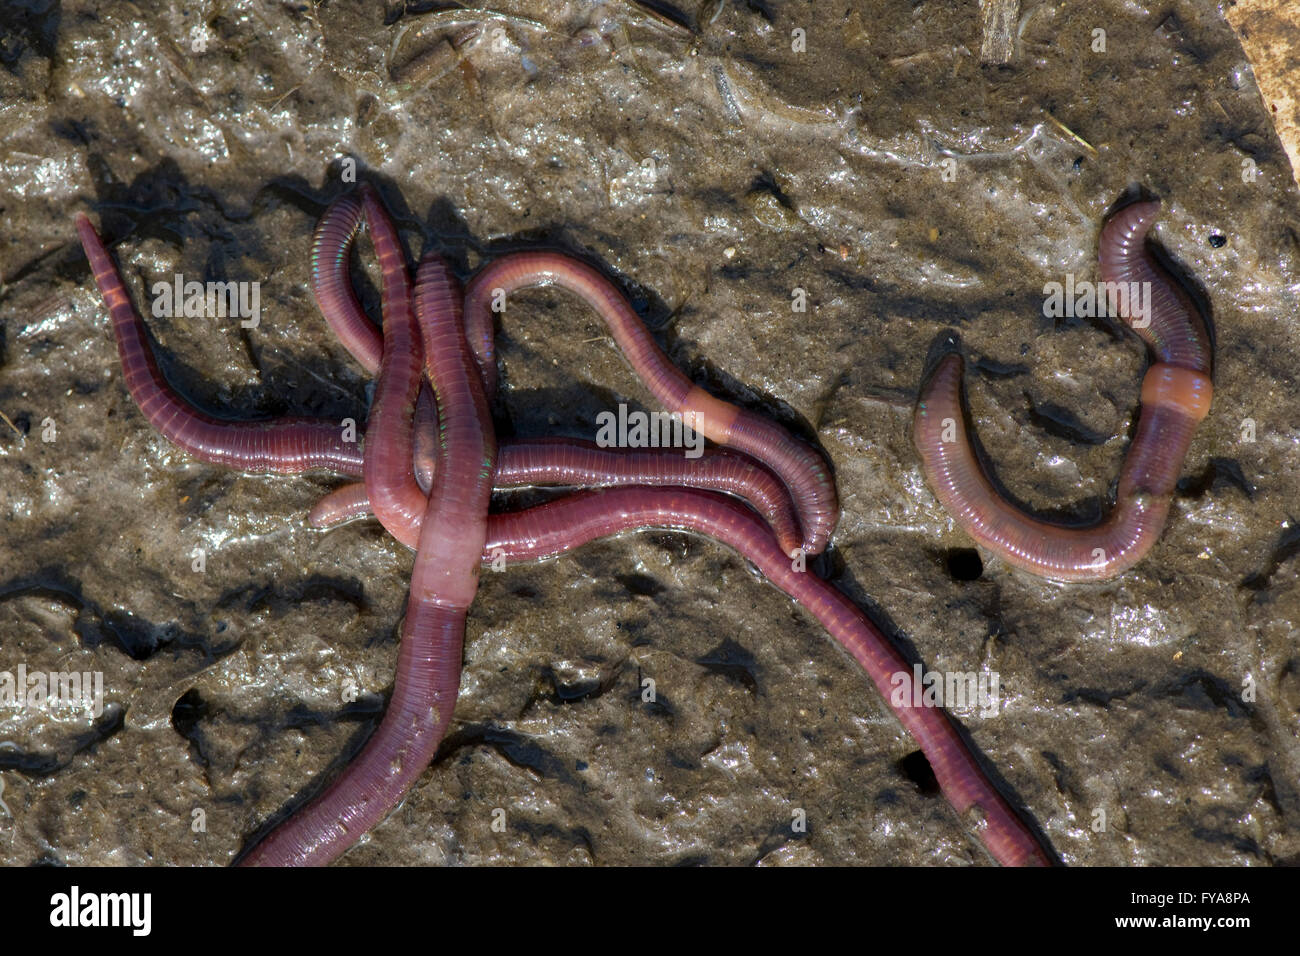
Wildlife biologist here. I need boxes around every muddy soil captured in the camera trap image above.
[0,1,1298,865]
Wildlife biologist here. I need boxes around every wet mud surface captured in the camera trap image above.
[1,1,1298,865]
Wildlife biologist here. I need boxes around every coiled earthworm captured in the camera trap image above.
[240,253,494,867]
[912,200,1213,582]
[76,214,365,477]
[309,438,803,556]
[480,486,1053,867]
[463,251,838,556]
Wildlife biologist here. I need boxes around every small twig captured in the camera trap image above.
[0,409,22,439]
[1042,109,1098,157]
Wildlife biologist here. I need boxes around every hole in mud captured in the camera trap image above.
[171,688,211,769]
[897,750,940,795]
[616,573,664,598]
[945,548,983,581]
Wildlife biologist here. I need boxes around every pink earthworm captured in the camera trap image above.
[241,252,494,866]
[76,214,365,477]
[309,189,384,374]
[307,481,373,526]
[495,439,801,555]
[355,186,429,544]
[310,437,803,555]
[912,200,1213,582]
[308,186,440,493]
[1097,200,1213,374]
[479,486,1053,867]
[463,251,838,556]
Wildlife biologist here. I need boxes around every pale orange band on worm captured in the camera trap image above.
[1141,363,1213,423]
[679,385,741,444]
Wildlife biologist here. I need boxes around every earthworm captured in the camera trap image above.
[309,185,442,493]
[496,439,800,556]
[76,214,365,477]
[1097,200,1213,374]
[912,201,1213,582]
[307,481,374,526]
[480,486,1053,867]
[463,251,838,555]
[356,186,428,544]
[309,188,384,374]
[310,437,803,555]
[241,253,494,866]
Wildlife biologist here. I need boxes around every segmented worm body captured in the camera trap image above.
[309,189,384,374]
[356,187,428,544]
[76,215,364,477]
[464,251,838,556]
[241,255,492,866]
[913,201,1213,581]
[494,440,800,556]
[313,438,802,556]
[1098,202,1213,373]
[482,487,1052,867]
